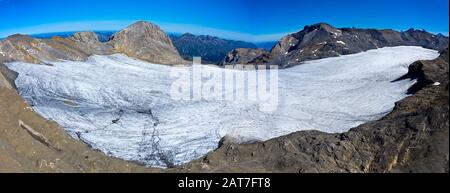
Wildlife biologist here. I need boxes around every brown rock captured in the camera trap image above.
[109,21,185,65]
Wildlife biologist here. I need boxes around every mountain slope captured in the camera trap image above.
[170,33,257,63]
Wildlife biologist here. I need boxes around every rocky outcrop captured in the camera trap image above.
[0,63,17,90]
[219,23,448,68]
[396,48,449,93]
[0,34,90,64]
[270,23,449,67]
[220,48,271,66]
[109,21,185,65]
[0,21,185,65]
[170,33,257,64]
[172,49,449,173]
[69,32,114,55]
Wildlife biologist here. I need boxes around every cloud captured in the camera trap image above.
[0,20,287,42]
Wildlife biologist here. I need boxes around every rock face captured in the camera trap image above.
[173,48,449,173]
[220,48,271,66]
[170,33,257,64]
[0,21,185,65]
[109,21,184,65]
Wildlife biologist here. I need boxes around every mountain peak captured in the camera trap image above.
[180,33,196,38]
[123,21,162,32]
[304,22,335,31]
[71,32,99,43]
[110,21,184,64]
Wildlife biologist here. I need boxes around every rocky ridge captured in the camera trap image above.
[221,23,449,68]
[0,21,185,65]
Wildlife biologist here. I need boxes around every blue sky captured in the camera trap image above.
[0,0,448,42]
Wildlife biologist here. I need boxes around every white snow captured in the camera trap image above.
[6,46,439,168]
[433,82,441,86]
[336,41,346,45]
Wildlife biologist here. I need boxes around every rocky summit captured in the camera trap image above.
[221,23,449,68]
[0,21,185,65]
[109,21,185,65]
[220,48,271,66]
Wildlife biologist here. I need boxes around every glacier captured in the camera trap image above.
[6,46,439,168]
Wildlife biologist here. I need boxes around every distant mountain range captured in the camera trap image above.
[170,33,258,63]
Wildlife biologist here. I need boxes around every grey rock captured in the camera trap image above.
[69,32,114,55]
[70,32,100,44]
[220,48,271,66]
[395,48,449,93]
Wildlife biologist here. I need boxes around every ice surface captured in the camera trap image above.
[6,46,439,168]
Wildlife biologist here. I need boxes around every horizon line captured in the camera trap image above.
[0,20,448,43]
